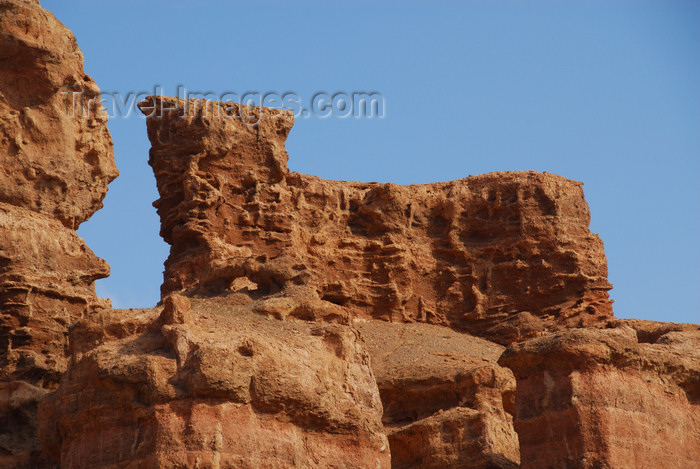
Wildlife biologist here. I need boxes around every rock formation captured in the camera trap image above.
[499,324,700,469]
[0,0,116,226]
[0,0,118,466]
[3,2,699,467]
[140,96,613,346]
[130,95,699,467]
[39,296,389,468]
[357,321,520,468]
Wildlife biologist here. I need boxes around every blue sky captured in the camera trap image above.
[43,0,699,324]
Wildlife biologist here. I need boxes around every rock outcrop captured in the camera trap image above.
[499,324,700,469]
[140,96,613,345]
[357,321,520,468]
[134,95,624,466]
[5,4,699,467]
[0,0,117,227]
[0,0,117,466]
[39,296,390,468]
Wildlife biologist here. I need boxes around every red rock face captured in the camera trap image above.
[140,96,613,345]
[0,204,109,384]
[0,0,118,229]
[39,296,390,469]
[357,321,520,468]
[499,325,700,469]
[0,1,117,466]
[6,4,698,467]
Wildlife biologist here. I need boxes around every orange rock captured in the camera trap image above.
[499,324,700,469]
[0,1,116,465]
[0,0,118,228]
[158,293,192,325]
[5,3,696,467]
[357,321,520,468]
[39,300,390,468]
[140,96,613,345]
[0,203,109,387]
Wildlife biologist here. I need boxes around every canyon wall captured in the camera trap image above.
[39,296,390,468]
[499,324,700,469]
[3,2,699,467]
[140,96,613,346]
[132,96,698,468]
[0,0,118,466]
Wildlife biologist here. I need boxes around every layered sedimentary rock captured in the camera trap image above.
[0,0,117,466]
[357,321,519,468]
[140,96,613,345]
[499,324,700,469]
[0,204,110,386]
[40,296,390,468]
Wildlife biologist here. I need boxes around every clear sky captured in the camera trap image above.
[43,0,699,324]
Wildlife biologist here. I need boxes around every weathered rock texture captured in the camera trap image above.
[134,95,625,467]
[40,296,390,468]
[357,320,519,468]
[140,96,613,346]
[0,0,117,228]
[0,0,117,466]
[499,324,700,469]
[6,5,698,466]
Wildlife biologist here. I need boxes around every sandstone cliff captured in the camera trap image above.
[500,323,700,469]
[357,321,520,468]
[3,2,699,467]
[139,96,613,346]
[40,296,390,468]
[0,0,117,466]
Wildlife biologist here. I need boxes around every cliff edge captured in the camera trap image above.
[0,0,117,466]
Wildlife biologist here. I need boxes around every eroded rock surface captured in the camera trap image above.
[140,96,613,345]
[0,0,117,466]
[0,0,117,228]
[40,296,390,469]
[357,320,520,468]
[499,324,700,469]
[133,95,627,467]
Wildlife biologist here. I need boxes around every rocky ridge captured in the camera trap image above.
[1,1,698,467]
[140,96,613,346]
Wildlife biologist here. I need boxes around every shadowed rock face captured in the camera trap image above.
[140,95,613,345]
[0,0,117,466]
[499,325,700,469]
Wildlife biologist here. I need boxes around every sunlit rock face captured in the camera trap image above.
[6,3,698,467]
[141,95,613,346]
[132,95,622,467]
[0,0,117,466]
[499,325,700,469]
[39,298,390,469]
